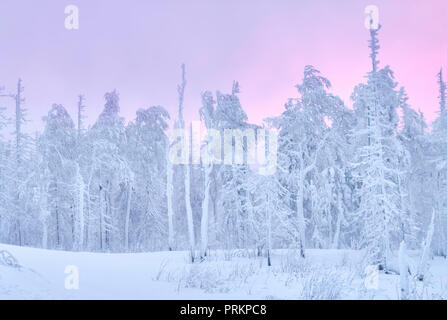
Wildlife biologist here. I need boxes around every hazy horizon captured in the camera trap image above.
[0,0,446,134]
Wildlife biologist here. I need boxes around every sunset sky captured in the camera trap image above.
[0,0,446,132]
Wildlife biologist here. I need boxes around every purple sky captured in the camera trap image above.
[0,0,446,133]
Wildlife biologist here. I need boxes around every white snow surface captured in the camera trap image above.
[1,244,447,300]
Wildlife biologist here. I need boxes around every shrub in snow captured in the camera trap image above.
[298,266,354,300]
[0,250,20,268]
[157,258,260,294]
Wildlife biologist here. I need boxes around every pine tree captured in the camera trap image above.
[77,95,86,140]
[89,90,131,251]
[351,26,407,270]
[398,88,428,247]
[41,104,77,249]
[125,106,170,251]
[438,68,446,113]
[429,68,447,256]
[0,79,32,245]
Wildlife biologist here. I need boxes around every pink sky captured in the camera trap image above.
[0,0,446,132]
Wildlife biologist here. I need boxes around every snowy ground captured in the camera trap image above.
[1,244,447,300]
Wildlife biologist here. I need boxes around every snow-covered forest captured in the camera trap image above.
[1,23,447,299]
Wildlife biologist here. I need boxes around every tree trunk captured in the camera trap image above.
[399,241,409,300]
[166,149,174,251]
[332,192,344,249]
[297,172,306,258]
[124,183,132,251]
[185,162,195,262]
[267,194,272,266]
[417,209,435,281]
[200,163,212,259]
[76,163,85,250]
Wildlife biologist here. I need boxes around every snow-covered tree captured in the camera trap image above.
[125,106,169,251]
[199,91,217,259]
[0,79,33,246]
[88,90,131,251]
[427,68,447,257]
[41,104,77,249]
[175,64,196,262]
[438,68,446,113]
[269,66,340,257]
[77,95,86,140]
[398,88,428,247]
[351,25,408,270]
[212,82,256,251]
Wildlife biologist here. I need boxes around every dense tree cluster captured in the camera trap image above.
[0,26,445,270]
